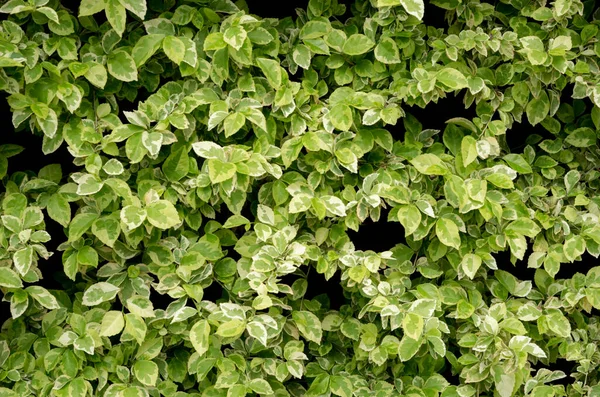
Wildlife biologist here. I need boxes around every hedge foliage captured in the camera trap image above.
[1,0,600,396]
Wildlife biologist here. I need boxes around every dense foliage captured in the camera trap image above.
[1,0,600,396]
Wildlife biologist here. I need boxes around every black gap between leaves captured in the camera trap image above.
[347,207,406,252]
[494,243,596,282]
[396,93,478,142]
[555,252,596,280]
[530,359,577,387]
[422,2,451,30]
[494,248,537,282]
[0,302,10,325]
[202,280,228,303]
[0,94,78,177]
[149,287,172,311]
[504,116,555,154]
[246,0,309,19]
[305,270,344,310]
[279,271,346,311]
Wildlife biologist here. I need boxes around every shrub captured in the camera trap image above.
[1,0,600,396]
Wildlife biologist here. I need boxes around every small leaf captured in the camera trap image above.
[410,153,449,175]
[46,192,71,227]
[461,253,482,279]
[247,379,273,395]
[436,68,468,90]
[374,37,400,64]
[163,36,186,65]
[105,0,126,36]
[108,51,138,82]
[190,320,211,356]
[292,311,322,343]
[256,58,282,89]
[26,286,60,309]
[342,34,375,56]
[0,267,23,289]
[119,0,147,19]
[100,311,125,337]
[436,218,461,250]
[133,360,159,386]
[400,0,425,19]
[82,282,120,306]
[329,104,353,131]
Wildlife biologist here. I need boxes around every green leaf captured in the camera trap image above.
[256,58,282,89]
[342,34,375,56]
[565,127,596,147]
[216,319,246,338]
[293,44,312,69]
[192,141,225,160]
[546,310,571,338]
[190,320,211,356]
[398,335,421,361]
[121,205,146,230]
[329,104,353,131]
[26,286,60,309]
[505,218,540,238]
[247,379,273,395]
[13,246,33,275]
[127,296,155,317]
[100,311,125,337]
[436,68,468,90]
[436,218,461,250]
[494,369,515,397]
[410,153,449,175]
[105,0,126,36]
[531,386,555,397]
[132,34,164,67]
[84,62,108,89]
[400,0,425,19]
[563,235,585,262]
[330,376,353,397]
[133,360,159,386]
[526,92,550,126]
[163,36,186,65]
[74,334,95,354]
[82,282,120,306]
[461,253,482,279]
[208,159,237,184]
[503,154,532,174]
[108,51,138,82]
[124,313,147,345]
[119,0,147,19]
[162,147,189,181]
[300,20,330,40]
[79,0,105,16]
[520,36,547,65]
[146,200,180,229]
[68,213,99,242]
[223,112,246,137]
[76,174,103,195]
[396,204,421,236]
[486,173,514,189]
[321,195,346,217]
[246,321,268,346]
[224,26,247,51]
[289,194,312,214]
[0,267,23,288]
[402,312,424,339]
[292,311,323,343]
[281,137,304,167]
[307,374,330,397]
[374,37,400,64]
